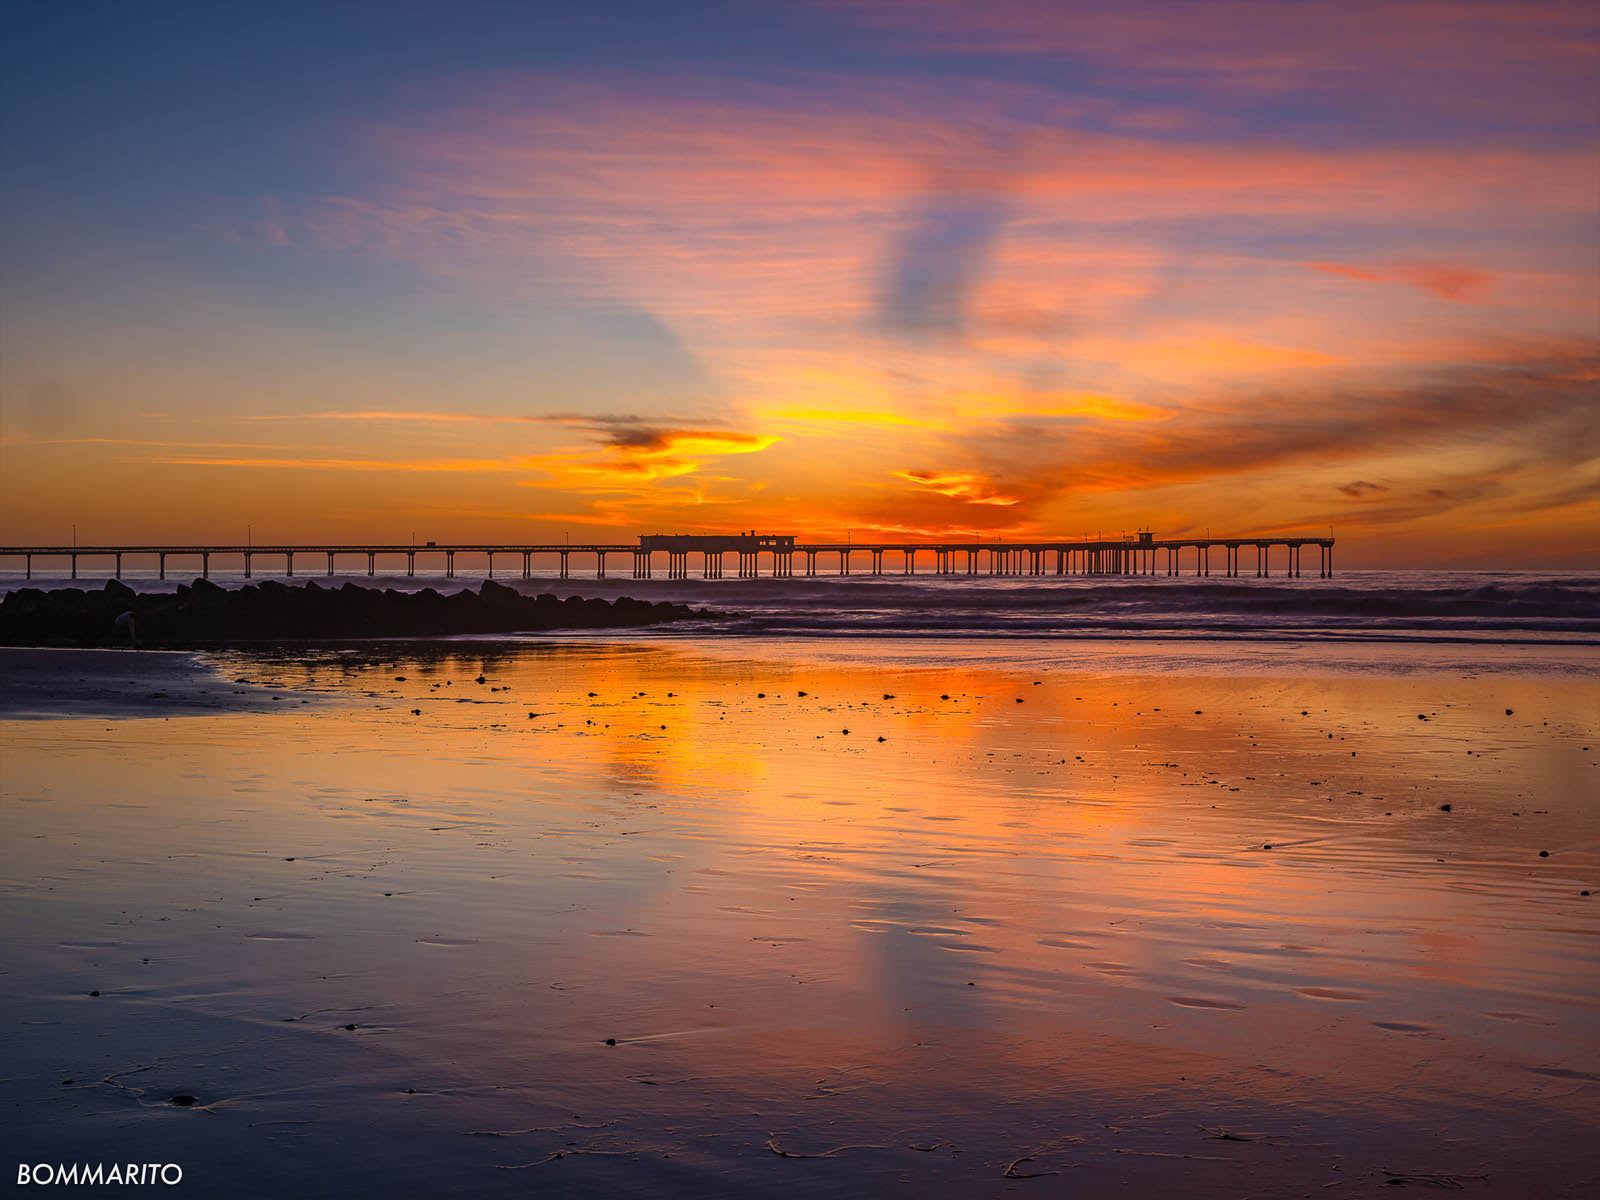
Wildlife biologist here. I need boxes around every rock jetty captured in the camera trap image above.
[0,579,703,647]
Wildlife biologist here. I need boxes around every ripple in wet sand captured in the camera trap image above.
[1484,1011,1556,1025]
[1296,986,1369,1002]
[1530,1066,1599,1082]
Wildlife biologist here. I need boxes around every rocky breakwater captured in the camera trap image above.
[0,578,704,647]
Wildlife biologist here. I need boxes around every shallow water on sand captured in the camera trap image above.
[2,638,1596,1197]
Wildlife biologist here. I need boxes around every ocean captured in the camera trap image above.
[5,567,1598,645]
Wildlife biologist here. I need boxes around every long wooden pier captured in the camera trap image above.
[0,532,1334,581]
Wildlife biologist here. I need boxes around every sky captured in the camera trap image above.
[2,0,1596,566]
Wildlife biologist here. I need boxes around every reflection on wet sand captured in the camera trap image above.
[1,638,1595,1196]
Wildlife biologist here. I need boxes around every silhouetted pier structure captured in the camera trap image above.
[0,531,1335,582]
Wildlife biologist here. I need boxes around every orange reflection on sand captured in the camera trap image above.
[3,639,1594,1194]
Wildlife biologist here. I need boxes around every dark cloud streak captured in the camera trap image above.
[933,349,1600,528]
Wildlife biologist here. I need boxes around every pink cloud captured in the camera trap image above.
[1308,261,1494,301]
[286,78,1594,312]
[819,1,1600,121]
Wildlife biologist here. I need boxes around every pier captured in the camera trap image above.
[0,531,1334,582]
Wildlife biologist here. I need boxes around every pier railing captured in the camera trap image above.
[0,537,1335,581]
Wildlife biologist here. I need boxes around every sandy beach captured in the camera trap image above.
[2,636,1595,1196]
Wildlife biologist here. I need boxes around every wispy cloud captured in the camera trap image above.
[241,410,542,424]
[893,470,1021,506]
[1337,479,1390,497]
[822,1,1600,126]
[134,455,533,472]
[277,76,1595,325]
[765,407,939,429]
[522,428,780,490]
[1307,261,1494,301]
[930,349,1600,525]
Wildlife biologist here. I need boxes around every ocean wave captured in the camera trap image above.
[3,571,1596,643]
[680,575,1600,639]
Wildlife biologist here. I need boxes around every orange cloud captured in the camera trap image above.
[956,391,1167,422]
[851,517,1041,540]
[134,455,529,472]
[767,407,940,429]
[1129,337,1340,372]
[523,429,780,490]
[893,469,1021,506]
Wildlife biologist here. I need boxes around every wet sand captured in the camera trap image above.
[0,648,327,719]
[1,637,1595,1196]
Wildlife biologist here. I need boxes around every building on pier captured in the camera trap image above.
[637,533,795,553]
[637,533,796,579]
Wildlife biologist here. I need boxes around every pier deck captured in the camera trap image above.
[0,534,1335,581]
